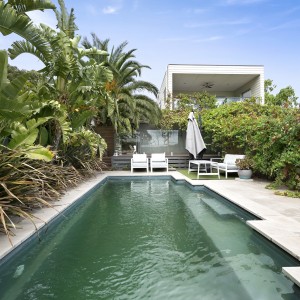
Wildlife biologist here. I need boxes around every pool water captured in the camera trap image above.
[0,179,300,299]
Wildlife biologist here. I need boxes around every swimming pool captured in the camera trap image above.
[0,178,299,299]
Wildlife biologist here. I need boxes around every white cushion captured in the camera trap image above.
[218,163,238,170]
[132,154,147,162]
[224,154,245,164]
[151,153,165,162]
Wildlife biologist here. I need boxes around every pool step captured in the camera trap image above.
[200,196,235,217]
[170,184,299,299]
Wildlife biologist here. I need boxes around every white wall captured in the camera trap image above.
[158,64,265,107]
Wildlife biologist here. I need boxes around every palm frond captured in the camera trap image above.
[0,2,51,58]
[109,41,128,63]
[7,0,56,13]
[128,80,158,97]
[66,8,77,38]
[55,0,78,38]
[9,39,47,62]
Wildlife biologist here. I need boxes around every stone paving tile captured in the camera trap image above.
[247,220,300,259]
[283,267,300,287]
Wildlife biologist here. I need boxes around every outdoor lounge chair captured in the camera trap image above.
[131,153,149,173]
[150,153,168,172]
[211,154,245,178]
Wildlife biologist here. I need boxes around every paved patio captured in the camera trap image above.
[1,170,300,287]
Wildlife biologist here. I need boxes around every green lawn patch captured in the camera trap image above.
[178,169,236,180]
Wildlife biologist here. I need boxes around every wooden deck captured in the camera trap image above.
[110,154,219,170]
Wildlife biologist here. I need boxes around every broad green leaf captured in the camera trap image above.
[26,117,50,131]
[24,146,54,162]
[7,0,56,13]
[0,50,9,90]
[7,117,50,149]
[58,117,72,143]
[71,110,94,129]
[39,126,49,146]
[1,72,30,100]
[8,128,38,149]
[0,98,29,119]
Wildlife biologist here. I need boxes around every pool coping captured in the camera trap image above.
[1,170,300,287]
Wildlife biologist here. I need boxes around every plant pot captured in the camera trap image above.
[238,169,253,179]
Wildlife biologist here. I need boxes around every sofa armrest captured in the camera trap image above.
[210,157,224,162]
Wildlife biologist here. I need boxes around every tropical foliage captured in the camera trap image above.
[264,79,298,107]
[161,88,299,196]
[0,0,160,241]
[82,34,161,134]
[202,99,299,193]
[160,91,217,130]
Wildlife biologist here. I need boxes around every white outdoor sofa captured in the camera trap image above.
[150,153,168,172]
[211,154,245,178]
[131,153,149,173]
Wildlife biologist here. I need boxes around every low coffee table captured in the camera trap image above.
[188,160,220,179]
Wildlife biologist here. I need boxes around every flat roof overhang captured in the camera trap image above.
[173,73,260,94]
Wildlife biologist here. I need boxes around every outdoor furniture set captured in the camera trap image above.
[131,153,244,178]
[131,153,168,173]
[188,154,245,179]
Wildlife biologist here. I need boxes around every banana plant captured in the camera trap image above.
[0,50,31,119]
[0,50,54,161]
[0,1,55,59]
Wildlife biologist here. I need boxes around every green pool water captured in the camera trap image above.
[0,178,300,300]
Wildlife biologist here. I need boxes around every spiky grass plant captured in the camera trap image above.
[0,148,83,244]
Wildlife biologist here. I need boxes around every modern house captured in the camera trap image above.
[158,64,265,108]
[104,64,265,169]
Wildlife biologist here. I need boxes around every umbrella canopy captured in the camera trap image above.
[185,111,206,159]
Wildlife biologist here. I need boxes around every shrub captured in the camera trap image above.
[201,100,300,191]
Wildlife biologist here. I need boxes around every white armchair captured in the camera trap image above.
[150,153,168,172]
[131,154,149,173]
[211,154,245,178]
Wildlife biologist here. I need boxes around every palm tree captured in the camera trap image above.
[82,34,161,134]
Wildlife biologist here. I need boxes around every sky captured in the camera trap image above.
[1,0,300,99]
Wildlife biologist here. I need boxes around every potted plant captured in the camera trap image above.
[236,156,253,179]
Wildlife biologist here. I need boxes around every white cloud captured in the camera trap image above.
[185,18,251,28]
[160,35,224,43]
[225,0,267,4]
[193,36,224,42]
[185,8,209,14]
[101,0,123,14]
[160,37,191,42]
[102,5,120,14]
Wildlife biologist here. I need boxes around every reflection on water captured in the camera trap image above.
[0,179,299,300]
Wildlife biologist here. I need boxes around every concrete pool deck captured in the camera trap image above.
[1,170,300,287]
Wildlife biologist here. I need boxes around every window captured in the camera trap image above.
[242,90,251,99]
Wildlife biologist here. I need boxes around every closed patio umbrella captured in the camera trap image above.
[185,111,206,159]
